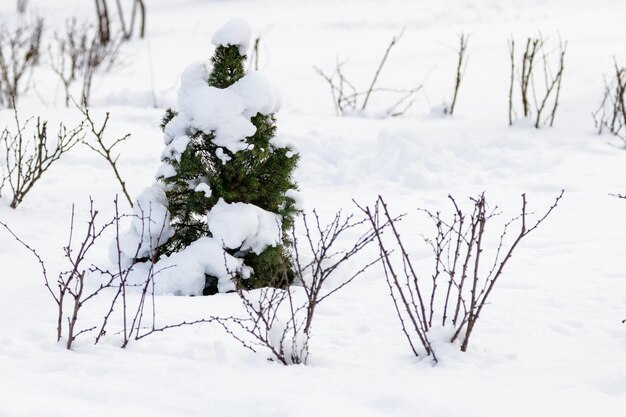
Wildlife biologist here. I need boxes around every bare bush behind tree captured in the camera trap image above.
[115,0,146,40]
[17,0,28,14]
[249,36,261,71]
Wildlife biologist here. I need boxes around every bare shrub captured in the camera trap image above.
[315,30,422,117]
[362,191,563,362]
[508,35,566,128]
[444,33,469,116]
[216,209,386,365]
[49,19,90,107]
[592,60,626,147]
[0,110,85,208]
[50,18,121,107]
[0,18,44,108]
[0,197,210,349]
[0,199,117,349]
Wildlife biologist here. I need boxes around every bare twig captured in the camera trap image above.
[445,33,469,116]
[79,107,133,207]
[114,0,146,40]
[250,36,260,71]
[593,59,626,146]
[362,29,404,110]
[508,39,515,126]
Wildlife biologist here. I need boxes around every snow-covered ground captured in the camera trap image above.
[1,0,626,416]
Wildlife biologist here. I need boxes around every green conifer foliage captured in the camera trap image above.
[159,43,299,294]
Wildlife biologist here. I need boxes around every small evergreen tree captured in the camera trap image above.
[158,19,299,295]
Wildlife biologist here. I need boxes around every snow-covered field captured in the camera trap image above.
[1,0,626,416]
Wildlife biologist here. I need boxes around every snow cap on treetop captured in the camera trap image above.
[211,18,253,54]
[172,61,280,155]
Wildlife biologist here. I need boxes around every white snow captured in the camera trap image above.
[117,184,175,262]
[176,62,255,154]
[160,134,190,162]
[154,162,177,179]
[207,198,282,255]
[194,182,212,197]
[210,18,253,55]
[163,113,191,145]
[163,29,281,160]
[215,147,232,164]
[231,72,281,117]
[170,57,280,157]
[270,135,298,152]
[1,1,626,417]
[134,236,242,295]
[285,189,304,210]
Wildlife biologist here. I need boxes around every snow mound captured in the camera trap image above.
[207,198,282,255]
[155,163,177,179]
[285,189,304,210]
[210,18,252,54]
[194,182,212,197]
[148,237,243,295]
[163,112,191,145]
[231,71,281,117]
[161,135,190,162]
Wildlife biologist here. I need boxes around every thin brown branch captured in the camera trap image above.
[447,33,469,116]
[79,107,133,207]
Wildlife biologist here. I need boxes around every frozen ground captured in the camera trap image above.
[1,0,626,416]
